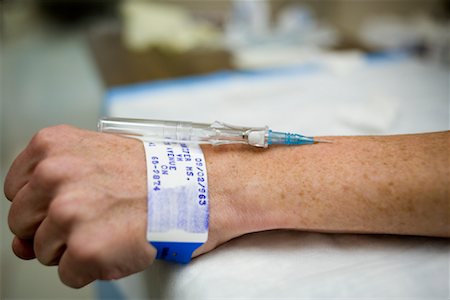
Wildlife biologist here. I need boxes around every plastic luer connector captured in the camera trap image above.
[98,117,329,147]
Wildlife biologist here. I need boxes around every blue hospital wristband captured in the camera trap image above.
[142,141,209,264]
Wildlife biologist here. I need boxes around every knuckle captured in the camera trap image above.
[32,157,72,189]
[34,242,51,266]
[35,252,59,267]
[4,185,14,202]
[70,241,103,266]
[48,196,79,227]
[32,158,91,191]
[99,268,121,281]
[4,173,15,200]
[33,238,44,261]
[33,229,59,266]
[7,203,34,238]
[58,266,90,289]
[33,159,59,181]
[29,125,74,153]
[4,157,27,201]
[7,206,19,235]
[30,128,54,152]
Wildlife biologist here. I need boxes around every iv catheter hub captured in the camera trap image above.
[98,117,329,148]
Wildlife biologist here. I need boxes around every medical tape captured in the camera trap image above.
[142,141,209,263]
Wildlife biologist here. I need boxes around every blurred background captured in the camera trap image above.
[1,0,449,299]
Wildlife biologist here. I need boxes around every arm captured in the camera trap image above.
[199,131,449,255]
[4,126,448,288]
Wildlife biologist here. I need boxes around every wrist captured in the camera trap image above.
[199,145,281,251]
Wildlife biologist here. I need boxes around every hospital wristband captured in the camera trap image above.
[142,141,209,263]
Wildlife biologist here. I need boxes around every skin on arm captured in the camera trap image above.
[4,126,448,287]
[200,131,449,254]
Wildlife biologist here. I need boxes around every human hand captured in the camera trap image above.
[4,125,156,288]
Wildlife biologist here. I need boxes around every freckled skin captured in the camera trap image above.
[200,131,449,248]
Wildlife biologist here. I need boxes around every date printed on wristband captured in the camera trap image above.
[143,141,209,263]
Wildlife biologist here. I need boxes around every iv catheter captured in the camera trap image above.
[98,117,330,148]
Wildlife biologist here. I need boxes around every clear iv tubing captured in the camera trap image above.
[98,117,329,148]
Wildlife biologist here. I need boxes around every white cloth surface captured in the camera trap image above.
[105,54,449,299]
[117,232,449,299]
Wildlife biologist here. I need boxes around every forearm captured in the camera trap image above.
[5,125,447,286]
[203,131,449,243]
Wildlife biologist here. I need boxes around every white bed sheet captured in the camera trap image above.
[104,54,449,299]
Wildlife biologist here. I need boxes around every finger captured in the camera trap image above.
[4,130,45,201]
[4,125,71,201]
[58,246,98,289]
[58,224,121,289]
[34,217,66,266]
[8,157,72,239]
[8,183,51,239]
[4,142,41,201]
[12,237,36,260]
